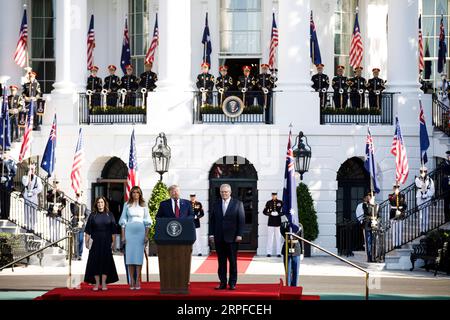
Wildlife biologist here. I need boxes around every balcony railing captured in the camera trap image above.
[193,91,274,124]
[78,92,147,125]
[432,93,450,136]
[319,92,394,125]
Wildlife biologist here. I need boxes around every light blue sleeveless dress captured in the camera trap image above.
[119,203,152,265]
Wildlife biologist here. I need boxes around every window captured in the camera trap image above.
[220,0,262,55]
[334,0,358,74]
[421,0,450,86]
[30,0,56,94]
[129,0,150,75]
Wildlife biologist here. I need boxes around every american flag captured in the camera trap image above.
[14,9,28,68]
[269,13,278,70]
[125,129,139,201]
[390,116,409,185]
[87,15,95,70]
[145,14,159,64]
[349,11,363,68]
[71,128,84,195]
[419,14,424,73]
[18,99,34,162]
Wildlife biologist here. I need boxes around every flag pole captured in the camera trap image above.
[1,87,6,177]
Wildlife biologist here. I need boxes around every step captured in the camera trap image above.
[0,226,20,234]
[0,220,16,227]
[344,251,386,271]
[29,252,68,267]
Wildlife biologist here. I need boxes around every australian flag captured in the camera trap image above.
[41,114,57,177]
[120,18,131,74]
[310,11,322,65]
[0,88,11,150]
[202,13,212,66]
[419,100,430,164]
[364,127,380,194]
[282,130,299,233]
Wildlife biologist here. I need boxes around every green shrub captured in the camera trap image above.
[297,183,319,241]
[147,181,170,241]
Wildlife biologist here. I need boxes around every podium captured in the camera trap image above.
[154,217,196,294]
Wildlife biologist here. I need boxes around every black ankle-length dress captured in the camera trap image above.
[84,212,119,284]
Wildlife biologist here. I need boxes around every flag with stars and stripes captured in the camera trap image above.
[269,13,278,70]
[282,130,299,233]
[87,14,95,70]
[120,18,131,74]
[71,128,84,196]
[145,13,159,64]
[41,114,57,177]
[14,9,28,68]
[18,99,34,162]
[349,11,363,68]
[419,14,424,73]
[390,116,409,185]
[125,129,139,201]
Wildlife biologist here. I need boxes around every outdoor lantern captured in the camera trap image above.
[152,132,171,180]
[293,131,312,180]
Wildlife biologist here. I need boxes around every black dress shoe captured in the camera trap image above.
[277,254,282,258]
[267,254,271,257]
[198,253,202,256]
[215,284,227,290]
[229,285,236,290]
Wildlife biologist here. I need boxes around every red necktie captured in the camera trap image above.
[175,200,180,218]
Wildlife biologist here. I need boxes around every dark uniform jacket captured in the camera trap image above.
[263,199,283,227]
[139,71,158,91]
[86,76,102,92]
[215,75,233,92]
[367,77,386,93]
[388,193,407,220]
[120,75,139,91]
[70,202,90,231]
[22,80,41,98]
[0,159,17,190]
[103,75,121,92]
[280,221,304,256]
[256,74,276,91]
[191,200,204,229]
[237,76,256,91]
[47,190,67,218]
[348,76,367,93]
[332,76,348,93]
[311,73,330,92]
[8,95,24,113]
[196,73,215,91]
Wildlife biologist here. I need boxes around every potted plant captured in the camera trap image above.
[147,181,170,256]
[297,182,319,257]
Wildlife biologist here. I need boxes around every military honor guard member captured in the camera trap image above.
[332,65,348,109]
[7,85,24,142]
[415,166,435,235]
[21,163,43,233]
[388,184,407,249]
[443,151,450,222]
[280,215,304,287]
[348,66,366,109]
[367,68,386,109]
[86,66,103,108]
[256,64,276,107]
[103,65,121,107]
[215,65,233,104]
[190,193,205,256]
[139,62,158,107]
[22,71,42,130]
[440,73,450,106]
[196,62,215,106]
[263,192,283,257]
[121,64,139,107]
[237,65,256,107]
[311,63,330,108]
[361,192,378,262]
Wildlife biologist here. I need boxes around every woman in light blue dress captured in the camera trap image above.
[119,186,152,290]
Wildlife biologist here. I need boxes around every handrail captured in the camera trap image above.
[285,232,370,300]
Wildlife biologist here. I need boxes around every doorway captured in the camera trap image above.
[209,156,258,251]
[219,58,260,87]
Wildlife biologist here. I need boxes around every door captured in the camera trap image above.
[91,181,125,224]
[209,179,258,251]
[220,58,260,89]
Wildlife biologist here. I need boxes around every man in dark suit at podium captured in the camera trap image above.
[208,184,245,290]
[157,185,194,218]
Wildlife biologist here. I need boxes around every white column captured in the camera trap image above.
[277,0,311,92]
[387,0,420,93]
[157,0,192,91]
[69,0,87,92]
[0,0,24,87]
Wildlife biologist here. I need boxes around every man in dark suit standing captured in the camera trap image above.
[156,185,194,219]
[208,184,245,290]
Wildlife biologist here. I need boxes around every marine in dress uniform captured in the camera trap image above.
[103,65,121,107]
[86,66,103,108]
[415,166,435,234]
[367,68,386,109]
[196,62,215,106]
[7,85,24,142]
[215,65,233,104]
[263,192,283,257]
[311,63,330,108]
[332,65,348,108]
[120,64,139,107]
[190,194,205,256]
[280,215,304,287]
[139,62,158,107]
[237,65,256,107]
[388,184,407,249]
[256,64,276,107]
[348,66,366,109]
[22,71,42,130]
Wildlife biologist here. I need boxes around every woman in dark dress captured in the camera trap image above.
[84,197,119,291]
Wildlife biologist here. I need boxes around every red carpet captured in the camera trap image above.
[35,281,320,300]
[195,252,255,274]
